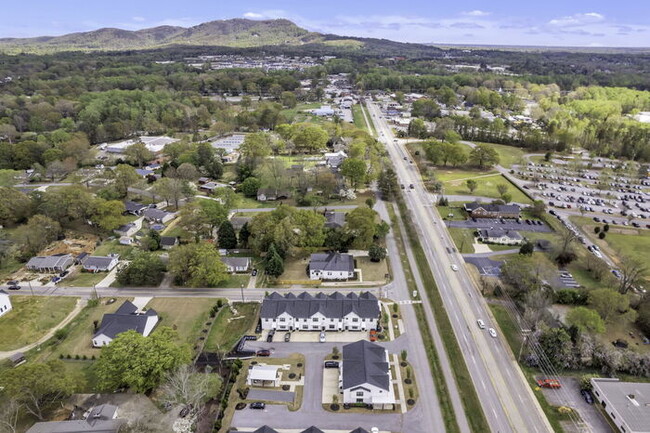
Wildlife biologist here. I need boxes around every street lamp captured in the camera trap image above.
[240,284,245,302]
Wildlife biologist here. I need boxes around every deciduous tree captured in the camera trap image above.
[168,242,228,287]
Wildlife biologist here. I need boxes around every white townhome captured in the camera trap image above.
[340,340,395,409]
[260,292,380,332]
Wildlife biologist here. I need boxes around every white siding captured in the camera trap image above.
[0,293,12,318]
[92,334,113,347]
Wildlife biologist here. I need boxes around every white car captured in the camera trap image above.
[451,264,459,272]
[488,328,497,338]
[319,331,326,343]
[477,319,486,329]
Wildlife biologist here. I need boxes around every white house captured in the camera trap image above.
[82,255,119,272]
[340,340,395,409]
[476,228,523,245]
[92,301,159,347]
[221,257,251,273]
[247,365,281,388]
[309,252,354,280]
[0,290,12,318]
[25,254,74,273]
[142,208,176,224]
[260,292,380,332]
[113,220,142,237]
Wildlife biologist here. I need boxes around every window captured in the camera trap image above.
[610,412,616,419]
[356,391,364,397]
[329,325,335,329]
[352,318,358,322]
[279,318,285,322]
[313,318,318,322]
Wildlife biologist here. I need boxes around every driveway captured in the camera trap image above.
[248,389,295,403]
[540,377,614,433]
[446,219,552,233]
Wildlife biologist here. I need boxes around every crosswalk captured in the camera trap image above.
[394,300,423,305]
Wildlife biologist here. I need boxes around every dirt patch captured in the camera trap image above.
[41,232,99,256]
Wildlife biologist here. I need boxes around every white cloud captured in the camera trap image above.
[243,12,264,19]
[463,10,491,17]
[242,10,290,20]
[548,12,605,27]
[132,16,146,22]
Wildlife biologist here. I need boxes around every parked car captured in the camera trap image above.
[251,269,257,276]
[580,389,594,404]
[266,330,275,343]
[255,321,262,334]
[7,285,21,290]
[488,328,497,338]
[256,350,271,357]
[477,319,486,329]
[250,402,265,410]
[324,361,339,368]
[284,332,291,342]
[319,331,326,343]
[179,405,193,418]
[537,379,561,389]
[409,184,415,189]
[369,329,378,342]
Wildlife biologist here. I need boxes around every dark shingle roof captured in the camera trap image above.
[261,292,379,320]
[143,208,172,221]
[349,429,370,433]
[160,236,178,246]
[301,428,325,433]
[124,200,147,213]
[342,340,390,391]
[324,211,346,229]
[93,301,157,340]
[478,228,522,240]
[82,256,116,271]
[252,427,279,433]
[309,252,354,273]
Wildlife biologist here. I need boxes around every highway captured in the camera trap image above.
[366,101,554,433]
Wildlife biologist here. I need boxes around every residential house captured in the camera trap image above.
[222,257,251,273]
[92,301,159,347]
[476,228,523,245]
[118,236,134,246]
[324,151,347,169]
[160,236,179,250]
[82,254,119,272]
[590,378,650,433]
[246,365,281,387]
[230,216,252,230]
[123,201,148,216]
[26,254,74,273]
[143,208,176,224]
[75,252,89,265]
[114,221,141,237]
[260,292,380,332]
[324,210,346,229]
[0,290,12,318]
[26,404,125,433]
[340,340,395,409]
[257,188,290,202]
[464,202,521,219]
[309,252,354,280]
[135,168,154,178]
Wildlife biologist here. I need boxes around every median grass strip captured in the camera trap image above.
[396,199,491,433]
[387,205,461,433]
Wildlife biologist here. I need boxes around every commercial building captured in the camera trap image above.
[591,378,650,433]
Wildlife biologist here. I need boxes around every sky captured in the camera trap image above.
[1,0,650,47]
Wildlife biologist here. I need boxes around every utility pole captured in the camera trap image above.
[240,284,245,302]
[28,280,34,297]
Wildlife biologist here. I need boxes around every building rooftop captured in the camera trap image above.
[309,252,354,273]
[93,301,157,340]
[342,340,390,391]
[592,378,650,432]
[261,292,379,320]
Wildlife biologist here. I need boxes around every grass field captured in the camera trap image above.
[436,168,498,183]
[471,142,528,168]
[217,274,252,289]
[448,228,476,254]
[146,297,217,346]
[43,298,131,359]
[60,271,106,287]
[441,173,531,203]
[204,302,260,353]
[437,204,468,220]
[93,240,136,259]
[0,296,78,351]
[352,104,368,131]
[356,256,389,282]
[280,103,321,123]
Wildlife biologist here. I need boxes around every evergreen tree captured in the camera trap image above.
[218,220,237,249]
[239,222,251,247]
[265,243,284,277]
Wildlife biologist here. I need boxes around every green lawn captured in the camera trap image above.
[471,142,528,168]
[0,296,78,351]
[279,103,321,123]
[60,271,107,287]
[442,173,531,203]
[93,240,136,259]
[204,302,260,352]
[437,205,468,220]
[356,256,389,282]
[352,104,368,131]
[436,168,498,183]
[216,274,251,288]
[41,298,132,359]
[146,297,217,346]
[448,228,476,254]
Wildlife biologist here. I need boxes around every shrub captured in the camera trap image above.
[54,328,69,341]
[599,232,606,239]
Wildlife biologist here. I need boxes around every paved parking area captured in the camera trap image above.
[464,257,503,276]
[446,218,552,232]
[263,330,373,343]
[540,377,614,433]
[248,389,295,403]
[321,368,340,404]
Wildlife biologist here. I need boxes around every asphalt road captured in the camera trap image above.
[367,102,554,433]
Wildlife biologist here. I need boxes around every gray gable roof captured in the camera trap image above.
[301,428,325,433]
[143,208,173,221]
[252,428,279,433]
[26,254,73,270]
[93,301,157,340]
[83,256,117,270]
[123,201,147,214]
[261,292,379,320]
[309,252,354,273]
[349,429,370,433]
[160,236,178,246]
[324,210,346,229]
[342,340,390,391]
[478,228,522,240]
[26,420,123,433]
[221,257,251,268]
[464,202,520,214]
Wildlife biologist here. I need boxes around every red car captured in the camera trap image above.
[256,350,271,357]
[369,330,378,342]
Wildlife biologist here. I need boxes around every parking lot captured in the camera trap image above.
[263,330,377,343]
[446,218,552,233]
[463,257,503,276]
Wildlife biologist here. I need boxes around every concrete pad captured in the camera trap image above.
[133,297,152,310]
[275,331,372,343]
[472,242,491,253]
[321,368,340,404]
[248,388,295,403]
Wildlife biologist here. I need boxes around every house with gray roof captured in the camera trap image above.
[591,378,650,433]
[309,252,354,280]
[464,202,521,219]
[143,208,176,224]
[123,200,148,215]
[26,254,74,273]
[26,404,124,433]
[324,210,346,229]
[92,301,159,347]
[221,257,251,273]
[340,340,395,409]
[160,236,179,250]
[81,254,119,272]
[113,222,140,237]
[477,228,523,245]
[260,292,379,332]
